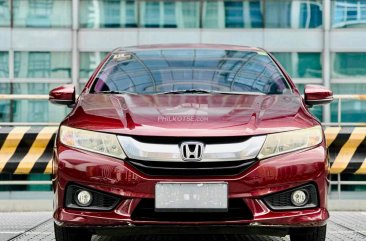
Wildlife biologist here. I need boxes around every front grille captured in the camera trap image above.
[130,136,250,145]
[127,159,256,176]
[132,198,253,222]
[65,184,121,211]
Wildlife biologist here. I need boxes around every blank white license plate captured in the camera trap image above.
[155,182,228,212]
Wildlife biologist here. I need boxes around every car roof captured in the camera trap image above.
[113,44,264,53]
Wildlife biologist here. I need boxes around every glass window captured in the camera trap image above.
[0,83,61,95]
[202,0,263,28]
[0,174,52,192]
[0,0,10,27]
[272,53,322,78]
[0,83,10,122]
[332,0,366,28]
[0,52,9,78]
[329,174,366,194]
[0,99,10,122]
[92,49,291,95]
[13,83,62,94]
[180,1,200,28]
[80,0,137,28]
[79,52,109,79]
[0,83,69,122]
[330,84,366,123]
[225,2,245,28]
[0,83,10,94]
[13,0,72,28]
[265,0,322,28]
[14,52,72,78]
[141,2,160,28]
[0,100,69,123]
[10,100,68,122]
[140,1,200,28]
[332,53,366,78]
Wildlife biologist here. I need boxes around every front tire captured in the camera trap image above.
[290,225,326,241]
[54,222,92,241]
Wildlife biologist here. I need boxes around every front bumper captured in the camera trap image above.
[53,143,329,230]
[54,224,319,237]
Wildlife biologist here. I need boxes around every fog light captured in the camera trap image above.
[291,190,308,206]
[76,190,92,207]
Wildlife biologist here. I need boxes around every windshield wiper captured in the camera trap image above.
[95,90,136,95]
[96,90,265,96]
[210,90,265,95]
[157,89,265,95]
[158,89,213,95]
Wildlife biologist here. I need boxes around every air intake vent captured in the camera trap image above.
[127,159,256,176]
[131,198,253,221]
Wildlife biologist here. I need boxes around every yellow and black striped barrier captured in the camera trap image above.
[0,126,57,175]
[0,126,366,175]
[326,127,366,175]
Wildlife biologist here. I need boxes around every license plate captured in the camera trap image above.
[155,182,228,212]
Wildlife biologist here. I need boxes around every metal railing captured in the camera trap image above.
[325,94,366,127]
[325,94,366,199]
[330,177,366,200]
[1,93,366,200]
[0,181,52,185]
[0,94,49,100]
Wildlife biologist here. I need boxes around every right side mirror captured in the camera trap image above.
[49,84,76,107]
[304,85,333,107]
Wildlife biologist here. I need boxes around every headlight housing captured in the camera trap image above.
[60,126,126,159]
[257,126,323,160]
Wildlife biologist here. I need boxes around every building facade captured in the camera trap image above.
[0,0,366,124]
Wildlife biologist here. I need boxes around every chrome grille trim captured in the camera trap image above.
[117,136,266,162]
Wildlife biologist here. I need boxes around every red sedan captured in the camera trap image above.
[50,44,332,241]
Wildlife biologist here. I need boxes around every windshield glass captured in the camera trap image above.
[92,49,291,95]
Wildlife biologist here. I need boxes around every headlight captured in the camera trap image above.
[60,126,126,159]
[257,126,323,160]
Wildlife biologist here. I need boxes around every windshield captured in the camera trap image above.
[92,49,291,95]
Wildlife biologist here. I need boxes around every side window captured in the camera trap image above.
[299,2,322,28]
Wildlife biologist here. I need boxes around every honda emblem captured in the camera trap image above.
[180,142,205,161]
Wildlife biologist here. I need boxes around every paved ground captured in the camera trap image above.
[1,212,366,241]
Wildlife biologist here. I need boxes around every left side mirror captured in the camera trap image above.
[304,85,333,107]
[49,84,76,107]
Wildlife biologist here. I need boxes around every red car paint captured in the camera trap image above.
[305,85,334,106]
[52,44,331,236]
[49,84,75,105]
[54,143,329,226]
[65,94,318,136]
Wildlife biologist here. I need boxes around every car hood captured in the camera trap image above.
[66,93,318,137]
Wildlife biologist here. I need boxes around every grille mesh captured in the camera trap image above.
[132,198,253,222]
[127,159,256,176]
